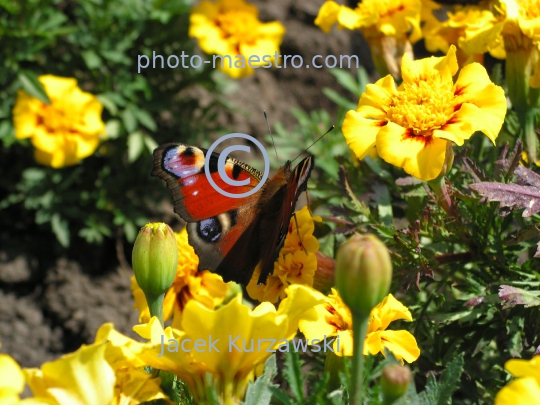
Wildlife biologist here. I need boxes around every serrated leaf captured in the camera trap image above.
[469,182,540,217]
[338,165,368,215]
[514,165,540,188]
[372,183,393,226]
[18,71,51,105]
[241,355,278,405]
[283,346,304,402]
[51,213,70,248]
[462,157,487,183]
[437,353,464,405]
[499,285,540,308]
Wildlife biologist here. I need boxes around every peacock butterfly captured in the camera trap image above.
[152,142,314,285]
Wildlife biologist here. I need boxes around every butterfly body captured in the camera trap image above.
[152,143,314,285]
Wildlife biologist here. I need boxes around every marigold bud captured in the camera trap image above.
[335,233,392,317]
[380,364,412,404]
[313,251,335,293]
[132,223,178,298]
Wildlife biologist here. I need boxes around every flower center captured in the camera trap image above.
[216,9,259,45]
[518,0,540,19]
[386,75,455,136]
[37,101,72,134]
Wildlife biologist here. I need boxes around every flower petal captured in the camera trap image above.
[365,330,420,363]
[376,122,448,181]
[315,1,341,33]
[342,111,382,160]
[495,377,540,405]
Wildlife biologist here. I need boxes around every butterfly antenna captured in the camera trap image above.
[291,125,335,163]
[264,111,281,166]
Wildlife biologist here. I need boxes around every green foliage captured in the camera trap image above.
[242,355,279,405]
[0,0,225,249]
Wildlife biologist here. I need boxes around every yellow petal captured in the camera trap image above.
[342,111,382,160]
[0,354,25,397]
[505,356,540,382]
[495,377,540,405]
[337,6,363,30]
[369,294,413,332]
[365,330,420,363]
[24,343,115,405]
[357,75,396,117]
[401,45,458,83]
[376,122,448,181]
[315,1,341,33]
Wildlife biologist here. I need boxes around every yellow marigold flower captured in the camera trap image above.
[300,290,420,364]
[246,206,321,303]
[316,0,421,40]
[189,0,285,79]
[24,334,169,405]
[104,285,324,403]
[12,74,105,168]
[315,0,421,78]
[342,45,507,181]
[421,0,505,65]
[495,355,540,405]
[131,228,228,329]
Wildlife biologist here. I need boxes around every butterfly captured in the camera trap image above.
[152,143,314,286]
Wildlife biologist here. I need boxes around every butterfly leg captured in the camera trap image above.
[291,212,308,254]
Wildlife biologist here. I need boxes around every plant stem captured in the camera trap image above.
[146,292,164,327]
[350,314,369,405]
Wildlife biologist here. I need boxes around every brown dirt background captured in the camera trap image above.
[0,0,371,367]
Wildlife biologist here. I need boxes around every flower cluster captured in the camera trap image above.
[246,206,321,303]
[189,0,286,78]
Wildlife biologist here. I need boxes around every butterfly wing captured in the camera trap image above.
[152,143,264,278]
[256,155,315,284]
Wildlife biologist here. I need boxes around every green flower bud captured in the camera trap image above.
[380,364,412,404]
[335,234,392,317]
[132,222,178,299]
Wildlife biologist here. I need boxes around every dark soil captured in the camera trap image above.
[0,0,366,368]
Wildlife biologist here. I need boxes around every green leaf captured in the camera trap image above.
[105,120,121,139]
[18,71,51,105]
[437,354,464,405]
[97,94,119,116]
[329,68,360,95]
[123,220,137,243]
[372,183,393,226]
[144,134,158,153]
[283,345,304,402]
[128,131,145,162]
[81,50,102,70]
[51,213,70,248]
[121,106,138,133]
[241,355,278,405]
[322,88,356,110]
[136,108,157,132]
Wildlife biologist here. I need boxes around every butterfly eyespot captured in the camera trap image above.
[197,217,222,243]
